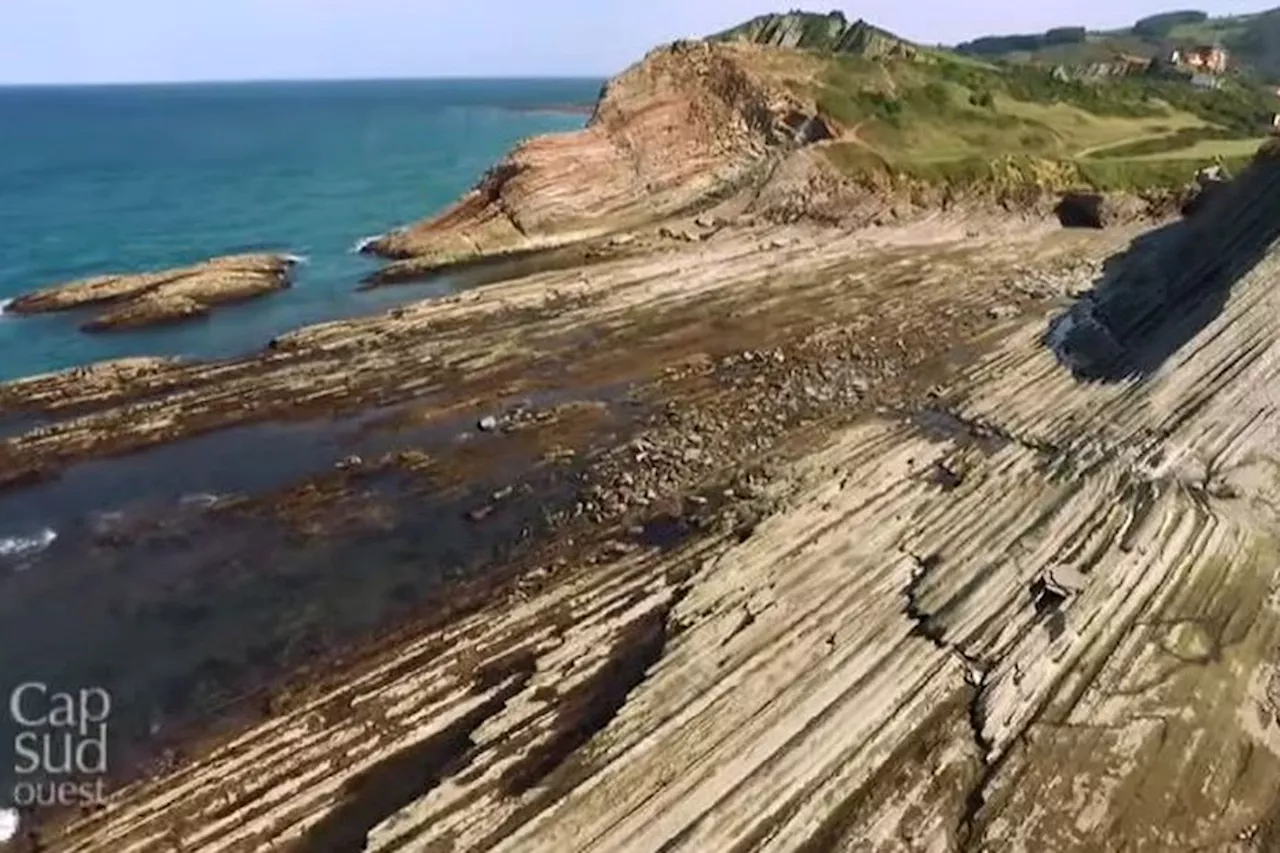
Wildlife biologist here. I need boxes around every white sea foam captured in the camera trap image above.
[0,298,12,316]
[0,808,19,844]
[351,234,383,254]
[283,254,309,266]
[0,527,57,559]
[179,492,223,509]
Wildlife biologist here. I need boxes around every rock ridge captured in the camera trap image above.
[7,253,295,333]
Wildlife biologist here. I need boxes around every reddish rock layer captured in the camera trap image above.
[362,42,828,272]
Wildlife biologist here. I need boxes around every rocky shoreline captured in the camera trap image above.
[5,36,1280,853]
[0,211,1131,851]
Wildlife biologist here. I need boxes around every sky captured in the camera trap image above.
[0,1,1274,85]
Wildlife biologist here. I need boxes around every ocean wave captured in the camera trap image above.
[350,234,383,254]
[283,254,309,266]
[0,298,12,316]
[0,527,57,560]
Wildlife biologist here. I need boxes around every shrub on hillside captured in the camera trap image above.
[1133,10,1208,38]
[1044,27,1088,45]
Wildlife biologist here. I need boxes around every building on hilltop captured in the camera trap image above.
[1169,45,1228,75]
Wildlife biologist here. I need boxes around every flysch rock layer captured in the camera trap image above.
[361,41,832,279]
[30,139,1280,853]
[6,253,294,332]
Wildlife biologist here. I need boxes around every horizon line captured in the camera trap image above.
[0,73,610,90]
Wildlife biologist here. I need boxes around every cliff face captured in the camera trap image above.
[363,42,830,269]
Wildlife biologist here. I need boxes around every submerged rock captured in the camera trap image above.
[9,253,295,333]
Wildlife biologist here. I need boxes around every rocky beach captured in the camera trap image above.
[6,23,1280,853]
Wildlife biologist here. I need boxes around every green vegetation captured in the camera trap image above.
[802,50,1268,192]
[956,28,1088,57]
[956,6,1280,84]
[1085,125,1238,158]
[713,9,1276,195]
[1133,10,1208,38]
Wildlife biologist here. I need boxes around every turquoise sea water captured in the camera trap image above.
[0,79,599,382]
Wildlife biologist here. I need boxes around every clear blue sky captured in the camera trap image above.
[0,1,1272,84]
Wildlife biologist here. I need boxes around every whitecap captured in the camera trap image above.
[350,234,383,254]
[283,254,309,266]
[178,492,222,509]
[0,298,12,316]
[89,510,127,536]
[0,527,57,559]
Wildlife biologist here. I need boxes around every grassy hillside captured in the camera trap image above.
[719,14,1274,193]
[955,7,1280,83]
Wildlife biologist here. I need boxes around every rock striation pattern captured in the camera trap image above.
[6,254,295,333]
[361,42,832,278]
[711,11,922,60]
[27,144,1280,850]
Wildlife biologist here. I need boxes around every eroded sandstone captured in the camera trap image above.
[6,253,295,332]
[360,41,832,279]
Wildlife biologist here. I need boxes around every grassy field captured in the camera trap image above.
[1129,136,1269,160]
[763,49,1271,192]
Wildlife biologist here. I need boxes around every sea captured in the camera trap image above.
[0,78,600,383]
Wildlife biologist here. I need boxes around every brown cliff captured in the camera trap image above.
[7,253,295,333]
[361,42,832,277]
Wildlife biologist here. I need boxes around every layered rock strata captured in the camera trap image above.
[7,253,294,332]
[360,42,832,279]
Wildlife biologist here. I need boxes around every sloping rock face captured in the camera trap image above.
[37,173,1280,849]
[362,42,830,273]
[712,11,921,60]
[1052,140,1280,380]
[7,254,294,333]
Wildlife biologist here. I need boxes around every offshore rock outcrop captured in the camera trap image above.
[360,42,832,278]
[7,253,295,333]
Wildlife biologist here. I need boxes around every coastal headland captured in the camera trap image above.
[7,11,1280,852]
